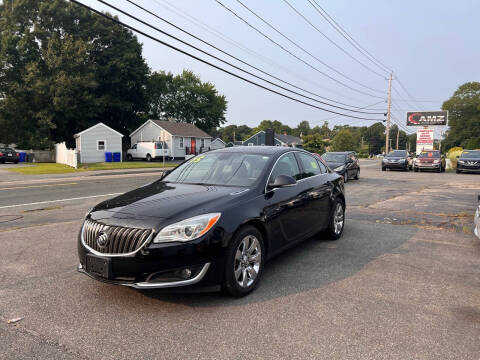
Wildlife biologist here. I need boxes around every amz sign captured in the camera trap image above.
[406,111,448,126]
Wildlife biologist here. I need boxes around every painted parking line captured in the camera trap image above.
[0,182,78,191]
[0,193,123,210]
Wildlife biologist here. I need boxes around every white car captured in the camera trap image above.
[126,141,170,161]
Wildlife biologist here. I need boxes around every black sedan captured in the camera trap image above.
[381,150,411,171]
[456,150,480,174]
[0,147,19,164]
[321,151,360,182]
[78,147,346,296]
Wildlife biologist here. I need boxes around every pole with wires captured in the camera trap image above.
[385,73,393,153]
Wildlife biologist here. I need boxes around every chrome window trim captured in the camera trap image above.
[80,221,154,258]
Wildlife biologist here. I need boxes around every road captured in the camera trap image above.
[1,161,480,359]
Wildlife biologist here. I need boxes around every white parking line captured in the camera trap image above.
[0,193,123,210]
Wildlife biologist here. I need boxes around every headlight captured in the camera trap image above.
[382,159,388,163]
[415,159,420,163]
[334,165,345,171]
[433,159,440,164]
[153,213,221,243]
[458,160,465,164]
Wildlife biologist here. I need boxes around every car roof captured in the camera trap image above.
[324,151,350,154]
[208,146,303,155]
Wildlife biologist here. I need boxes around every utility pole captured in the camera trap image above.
[396,127,400,150]
[385,72,393,154]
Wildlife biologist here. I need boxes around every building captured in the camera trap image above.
[226,141,244,147]
[74,123,123,163]
[130,119,212,159]
[242,131,303,147]
[210,138,226,150]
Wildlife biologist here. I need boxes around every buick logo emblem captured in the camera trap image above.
[96,232,109,248]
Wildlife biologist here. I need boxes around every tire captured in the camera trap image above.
[146,154,152,162]
[414,167,418,172]
[323,197,345,240]
[404,165,408,172]
[437,166,442,173]
[222,225,265,297]
[456,169,461,174]
[381,166,386,171]
[126,154,133,161]
[354,169,360,180]
[343,171,348,183]
[14,160,18,164]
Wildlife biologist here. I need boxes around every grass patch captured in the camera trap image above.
[6,162,176,175]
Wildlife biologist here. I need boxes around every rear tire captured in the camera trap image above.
[146,154,152,162]
[222,225,265,297]
[323,197,345,241]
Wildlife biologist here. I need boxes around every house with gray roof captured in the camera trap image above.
[130,119,212,159]
[242,130,303,148]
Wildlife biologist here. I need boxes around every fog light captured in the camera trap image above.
[181,268,192,279]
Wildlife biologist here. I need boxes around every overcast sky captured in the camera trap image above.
[80,0,479,133]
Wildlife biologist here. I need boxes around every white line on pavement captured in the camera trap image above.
[0,193,123,210]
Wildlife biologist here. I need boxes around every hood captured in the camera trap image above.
[385,156,405,160]
[325,161,345,169]
[90,180,250,230]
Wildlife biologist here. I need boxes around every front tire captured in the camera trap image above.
[146,154,152,162]
[343,171,348,183]
[354,169,360,180]
[126,154,133,161]
[323,198,345,240]
[456,168,461,174]
[381,166,386,171]
[222,226,265,297]
[414,167,418,172]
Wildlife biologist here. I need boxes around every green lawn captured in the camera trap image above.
[5,162,177,175]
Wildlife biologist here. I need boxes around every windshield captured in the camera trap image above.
[460,150,480,159]
[163,152,271,187]
[418,151,440,158]
[387,150,407,157]
[322,153,346,162]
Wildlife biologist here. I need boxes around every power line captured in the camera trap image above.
[310,100,386,124]
[214,0,385,99]
[307,0,391,74]
[150,0,381,106]
[95,0,383,115]
[281,0,387,79]
[70,0,384,121]
[123,0,384,112]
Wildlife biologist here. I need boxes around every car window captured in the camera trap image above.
[298,153,321,179]
[269,153,301,183]
[317,160,328,174]
[322,153,347,162]
[132,144,137,150]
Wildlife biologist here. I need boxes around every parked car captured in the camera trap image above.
[0,147,19,164]
[321,151,360,182]
[456,150,480,174]
[78,147,346,297]
[413,150,445,172]
[381,150,411,171]
[126,141,170,161]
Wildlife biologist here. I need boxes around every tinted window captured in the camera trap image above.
[460,151,480,159]
[317,160,328,174]
[298,153,321,179]
[269,153,301,182]
[322,153,347,162]
[388,150,407,157]
[418,151,440,158]
[164,152,270,187]
[131,144,137,150]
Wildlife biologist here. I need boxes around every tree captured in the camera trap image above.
[302,133,328,154]
[250,120,291,136]
[331,128,356,151]
[364,122,386,154]
[442,82,480,150]
[292,120,310,137]
[0,0,149,149]
[146,70,227,134]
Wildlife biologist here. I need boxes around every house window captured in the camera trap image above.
[179,137,184,148]
[97,140,106,151]
[201,138,205,148]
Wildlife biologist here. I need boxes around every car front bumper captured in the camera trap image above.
[457,164,480,172]
[77,226,227,289]
[0,155,19,162]
[383,161,407,168]
[415,163,441,169]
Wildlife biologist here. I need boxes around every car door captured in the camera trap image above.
[130,144,138,158]
[263,152,309,248]
[296,152,332,232]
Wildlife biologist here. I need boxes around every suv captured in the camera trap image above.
[382,150,411,171]
[0,147,19,164]
[456,150,480,174]
[414,150,445,172]
[127,141,170,161]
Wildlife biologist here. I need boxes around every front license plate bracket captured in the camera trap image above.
[86,254,111,279]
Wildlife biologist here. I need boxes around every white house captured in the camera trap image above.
[130,119,212,159]
[210,138,226,150]
[74,123,123,163]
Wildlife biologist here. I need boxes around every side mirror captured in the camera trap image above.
[161,169,172,179]
[268,175,297,189]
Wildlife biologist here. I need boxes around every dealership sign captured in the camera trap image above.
[406,111,448,126]
[416,128,434,154]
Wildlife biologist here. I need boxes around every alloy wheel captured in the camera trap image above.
[333,202,344,235]
[234,235,262,288]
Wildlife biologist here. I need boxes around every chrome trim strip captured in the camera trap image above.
[77,262,211,289]
[80,221,154,258]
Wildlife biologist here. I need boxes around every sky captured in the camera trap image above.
[80,0,479,134]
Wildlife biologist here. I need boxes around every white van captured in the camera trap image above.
[126,141,170,161]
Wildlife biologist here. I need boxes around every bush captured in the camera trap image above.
[446,146,463,168]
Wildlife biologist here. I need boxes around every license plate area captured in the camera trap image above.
[86,254,111,279]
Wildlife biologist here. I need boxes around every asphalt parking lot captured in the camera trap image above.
[1,160,480,359]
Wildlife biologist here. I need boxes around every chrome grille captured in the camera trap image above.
[82,219,153,255]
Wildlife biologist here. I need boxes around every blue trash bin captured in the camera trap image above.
[105,152,113,162]
[113,152,121,162]
[19,152,27,162]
